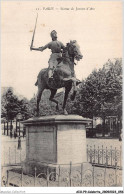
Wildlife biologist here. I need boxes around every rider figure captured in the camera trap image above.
[39,30,65,81]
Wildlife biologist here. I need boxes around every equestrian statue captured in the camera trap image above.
[30,15,83,115]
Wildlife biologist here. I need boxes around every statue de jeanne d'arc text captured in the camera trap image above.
[30,14,83,116]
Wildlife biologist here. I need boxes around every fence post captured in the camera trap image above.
[58,165,60,187]
[47,167,49,187]
[102,145,104,165]
[69,161,72,187]
[92,165,95,186]
[15,145,16,164]
[87,145,88,162]
[110,146,112,166]
[21,167,23,187]
[94,145,96,164]
[9,147,10,164]
[90,146,92,163]
[120,146,122,168]
[34,167,37,186]
[4,146,5,165]
[115,160,117,186]
[106,147,108,166]
[98,146,100,164]
[104,163,107,186]
[6,170,9,186]
[115,147,117,167]
[81,163,83,186]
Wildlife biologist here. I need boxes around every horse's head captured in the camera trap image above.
[66,40,83,61]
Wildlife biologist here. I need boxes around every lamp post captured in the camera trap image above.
[16,113,23,150]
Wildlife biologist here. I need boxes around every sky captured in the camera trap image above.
[1,1,122,99]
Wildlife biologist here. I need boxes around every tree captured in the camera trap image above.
[69,58,122,121]
[1,87,31,120]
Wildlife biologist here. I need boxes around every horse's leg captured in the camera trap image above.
[71,80,77,101]
[63,83,72,115]
[49,89,59,110]
[36,87,44,116]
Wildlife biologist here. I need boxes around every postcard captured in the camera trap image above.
[1,1,123,193]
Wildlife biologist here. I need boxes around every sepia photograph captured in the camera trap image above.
[1,1,123,193]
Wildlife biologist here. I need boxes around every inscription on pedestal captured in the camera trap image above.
[27,125,56,163]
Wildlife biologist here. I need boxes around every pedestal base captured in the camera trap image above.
[23,160,92,181]
[22,115,91,175]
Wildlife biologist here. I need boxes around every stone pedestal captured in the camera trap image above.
[22,115,91,175]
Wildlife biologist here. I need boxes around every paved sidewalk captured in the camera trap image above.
[1,135,26,166]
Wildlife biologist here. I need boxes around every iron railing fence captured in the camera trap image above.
[2,144,122,170]
[1,121,26,138]
[1,162,122,187]
[87,145,122,169]
[2,142,26,166]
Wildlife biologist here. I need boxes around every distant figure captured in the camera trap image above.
[119,130,122,141]
[14,129,17,139]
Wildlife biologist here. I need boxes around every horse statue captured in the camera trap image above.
[35,40,83,115]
